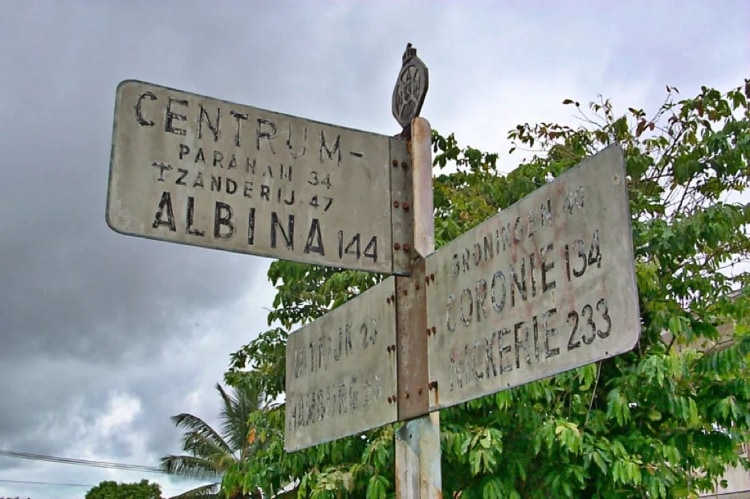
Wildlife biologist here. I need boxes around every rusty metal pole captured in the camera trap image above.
[395,117,441,498]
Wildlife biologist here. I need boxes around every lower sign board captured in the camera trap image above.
[425,146,640,410]
[107,80,411,274]
[285,278,398,451]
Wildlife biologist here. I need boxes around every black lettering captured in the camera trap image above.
[230,111,248,147]
[498,327,512,373]
[475,279,488,323]
[247,207,255,245]
[541,199,552,226]
[473,243,482,265]
[596,298,611,338]
[185,196,205,236]
[484,332,498,378]
[226,177,237,194]
[319,131,341,164]
[243,182,253,198]
[543,308,559,358]
[213,202,235,239]
[134,91,156,127]
[194,148,206,164]
[280,164,293,181]
[165,97,188,135]
[459,288,473,327]
[178,144,190,160]
[511,258,527,306]
[210,175,221,192]
[567,311,581,350]
[491,270,507,313]
[260,184,270,201]
[257,119,277,153]
[483,234,494,260]
[271,212,294,249]
[446,294,457,332]
[193,172,204,188]
[287,124,307,159]
[227,155,238,170]
[581,304,596,345]
[529,253,537,298]
[462,248,470,273]
[514,321,532,368]
[152,192,176,231]
[246,158,256,174]
[363,236,378,262]
[283,189,295,205]
[151,161,172,181]
[541,243,556,293]
[176,168,188,185]
[198,104,220,142]
[304,219,325,255]
[213,151,224,168]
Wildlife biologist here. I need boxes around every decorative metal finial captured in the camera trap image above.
[392,43,429,132]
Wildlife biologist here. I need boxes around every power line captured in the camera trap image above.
[0,478,91,487]
[0,449,162,473]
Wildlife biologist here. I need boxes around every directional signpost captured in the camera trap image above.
[285,277,399,451]
[424,146,640,410]
[107,81,414,275]
[107,44,641,498]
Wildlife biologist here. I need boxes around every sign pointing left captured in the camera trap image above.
[107,80,413,275]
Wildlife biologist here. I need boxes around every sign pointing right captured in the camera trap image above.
[425,145,641,410]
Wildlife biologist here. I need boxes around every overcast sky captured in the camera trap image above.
[0,1,747,497]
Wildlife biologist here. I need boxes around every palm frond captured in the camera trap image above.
[160,454,219,478]
[168,481,220,498]
[171,413,233,455]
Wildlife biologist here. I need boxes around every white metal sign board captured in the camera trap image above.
[285,277,398,451]
[425,146,640,410]
[107,80,410,274]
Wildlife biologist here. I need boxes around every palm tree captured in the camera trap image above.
[161,382,264,498]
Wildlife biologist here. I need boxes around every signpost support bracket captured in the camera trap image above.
[395,117,441,498]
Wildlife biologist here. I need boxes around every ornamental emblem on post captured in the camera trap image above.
[392,43,429,132]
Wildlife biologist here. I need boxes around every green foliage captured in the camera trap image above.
[85,479,162,499]
[225,80,750,497]
[161,383,265,498]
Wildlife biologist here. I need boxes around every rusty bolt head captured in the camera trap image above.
[402,289,408,296]
[430,274,435,282]
[390,294,395,301]
[392,159,398,167]
[431,326,437,334]
[428,381,438,390]
[403,243,411,251]
[386,297,391,304]
[393,200,400,208]
[387,396,393,403]
[418,387,423,395]
[415,282,420,290]
[391,344,396,351]
[402,202,410,211]
[426,328,431,336]
[401,161,408,169]
[405,392,410,399]
[394,242,401,250]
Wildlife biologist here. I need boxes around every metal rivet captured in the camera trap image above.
[426,328,431,336]
[401,161,408,169]
[430,274,435,282]
[402,289,408,296]
[418,387,423,395]
[392,160,398,167]
[390,294,395,301]
[402,202,410,210]
[387,396,393,403]
[415,282,420,290]
[403,243,411,251]
[386,297,391,304]
[393,200,400,208]
[431,326,436,334]
[428,381,438,390]
[405,392,410,399]
[394,242,401,250]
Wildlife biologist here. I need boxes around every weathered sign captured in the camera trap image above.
[107,80,412,274]
[425,146,640,410]
[285,278,398,451]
